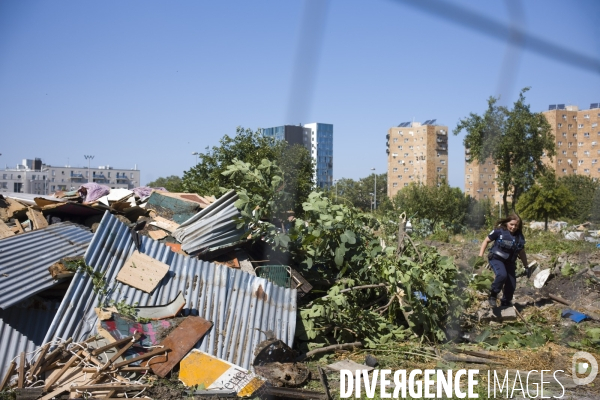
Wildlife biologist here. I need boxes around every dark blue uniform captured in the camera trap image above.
[487,228,525,305]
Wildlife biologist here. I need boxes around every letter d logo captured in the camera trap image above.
[572,352,598,386]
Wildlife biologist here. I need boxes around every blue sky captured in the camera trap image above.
[1,0,599,189]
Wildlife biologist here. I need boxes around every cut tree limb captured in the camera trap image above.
[296,342,363,362]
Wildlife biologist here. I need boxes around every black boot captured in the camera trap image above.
[488,294,498,307]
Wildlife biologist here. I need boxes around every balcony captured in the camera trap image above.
[465,156,471,161]
[386,134,390,139]
[436,138,447,143]
[437,130,447,136]
[465,148,471,154]
[437,146,447,151]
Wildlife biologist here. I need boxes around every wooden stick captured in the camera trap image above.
[90,340,136,381]
[513,306,532,333]
[30,343,51,378]
[17,352,25,389]
[0,361,16,391]
[317,366,332,400]
[296,342,363,362]
[44,350,83,391]
[69,383,149,391]
[91,333,141,356]
[112,348,169,369]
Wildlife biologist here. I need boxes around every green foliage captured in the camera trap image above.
[326,173,388,212]
[146,175,184,192]
[516,170,573,230]
[455,88,555,214]
[524,228,597,255]
[182,127,314,215]
[558,175,600,223]
[470,269,495,291]
[392,181,468,233]
[476,324,553,350]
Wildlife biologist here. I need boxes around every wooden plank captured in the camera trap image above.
[44,350,83,391]
[14,220,24,234]
[149,316,213,378]
[148,216,180,233]
[69,384,149,391]
[0,219,15,239]
[17,351,25,388]
[112,348,169,369]
[116,250,169,293]
[30,343,50,377]
[26,207,48,230]
[91,333,141,356]
[0,361,16,391]
[148,229,168,240]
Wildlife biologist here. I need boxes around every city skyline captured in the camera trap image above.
[1,1,598,188]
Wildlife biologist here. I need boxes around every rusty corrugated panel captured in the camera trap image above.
[0,300,59,378]
[0,222,93,310]
[44,212,296,370]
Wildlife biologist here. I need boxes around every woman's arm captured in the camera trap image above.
[518,249,528,267]
[478,237,492,257]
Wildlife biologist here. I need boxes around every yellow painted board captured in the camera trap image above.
[116,250,169,293]
[179,350,264,397]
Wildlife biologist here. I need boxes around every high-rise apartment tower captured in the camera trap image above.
[386,120,448,198]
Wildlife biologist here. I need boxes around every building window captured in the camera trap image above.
[397,175,402,179]
[558,123,563,128]
[404,168,409,172]
[393,183,398,187]
[585,169,590,173]
[398,146,402,149]
[393,138,398,143]
[585,151,590,156]
[437,167,442,172]
[584,133,590,138]
[441,160,446,165]
[562,133,566,137]
[584,114,590,119]
[562,150,567,155]
[568,124,573,129]
[578,142,584,147]
[568,142,572,148]
[558,141,562,146]
[579,160,584,165]
[562,169,567,173]
[404,183,408,187]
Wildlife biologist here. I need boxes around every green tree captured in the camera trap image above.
[182,127,314,215]
[516,171,573,230]
[146,175,184,192]
[392,181,468,232]
[329,173,388,211]
[557,174,600,223]
[454,88,555,215]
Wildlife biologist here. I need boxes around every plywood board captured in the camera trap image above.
[116,250,169,293]
[148,316,212,377]
[148,230,168,240]
[26,207,48,230]
[149,216,180,233]
[0,220,15,239]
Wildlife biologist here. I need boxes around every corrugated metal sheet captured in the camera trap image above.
[0,223,93,310]
[0,300,59,378]
[173,190,245,255]
[44,212,296,370]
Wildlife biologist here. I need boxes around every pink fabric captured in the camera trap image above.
[78,183,110,203]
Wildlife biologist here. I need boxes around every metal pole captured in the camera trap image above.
[84,155,95,183]
[371,168,376,211]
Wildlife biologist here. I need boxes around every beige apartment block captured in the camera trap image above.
[464,156,500,201]
[542,103,600,179]
[387,120,448,198]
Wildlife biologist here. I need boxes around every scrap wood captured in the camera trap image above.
[442,353,501,365]
[148,215,180,232]
[263,387,328,400]
[0,219,15,239]
[17,351,25,388]
[148,316,213,377]
[44,350,84,390]
[69,383,150,391]
[116,250,169,293]
[91,333,142,356]
[148,229,168,240]
[0,361,16,391]
[296,342,363,362]
[14,220,24,234]
[25,207,48,230]
[113,347,170,369]
[452,348,505,360]
[29,343,50,378]
[317,366,332,400]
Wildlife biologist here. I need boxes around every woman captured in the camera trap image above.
[478,214,528,307]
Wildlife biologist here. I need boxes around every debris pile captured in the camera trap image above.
[1,184,599,399]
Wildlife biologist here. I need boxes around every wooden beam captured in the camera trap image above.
[44,350,83,391]
[0,361,16,391]
[91,333,141,356]
[112,348,169,369]
[0,219,15,239]
[17,352,25,389]
[30,343,51,378]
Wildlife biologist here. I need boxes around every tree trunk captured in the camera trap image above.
[544,214,548,231]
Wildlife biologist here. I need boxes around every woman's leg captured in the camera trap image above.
[489,259,508,302]
[501,263,517,306]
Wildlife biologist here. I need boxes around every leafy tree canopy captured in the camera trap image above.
[182,126,314,215]
[516,170,573,230]
[327,173,389,212]
[454,88,555,215]
[557,174,600,223]
[392,181,468,233]
[146,175,184,192]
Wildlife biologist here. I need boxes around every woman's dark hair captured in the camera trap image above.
[496,213,523,232]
